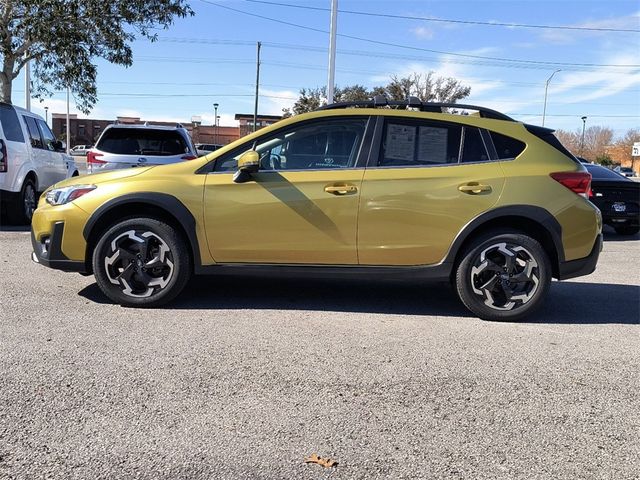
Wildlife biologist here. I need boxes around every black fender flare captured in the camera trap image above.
[82,192,201,267]
[442,205,565,265]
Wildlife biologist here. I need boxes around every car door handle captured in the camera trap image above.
[324,184,358,195]
[458,183,492,194]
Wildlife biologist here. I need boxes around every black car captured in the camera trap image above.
[585,163,640,235]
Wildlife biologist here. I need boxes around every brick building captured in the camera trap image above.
[51,113,284,149]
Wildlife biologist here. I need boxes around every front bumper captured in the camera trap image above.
[31,221,87,273]
[557,233,603,280]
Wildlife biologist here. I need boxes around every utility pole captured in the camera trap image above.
[24,60,31,111]
[66,86,71,154]
[542,69,561,127]
[326,0,338,105]
[253,42,261,133]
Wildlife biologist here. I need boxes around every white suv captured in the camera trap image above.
[87,123,198,173]
[0,102,77,224]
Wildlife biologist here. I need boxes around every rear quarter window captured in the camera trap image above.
[489,131,526,160]
[0,104,25,143]
[98,128,189,156]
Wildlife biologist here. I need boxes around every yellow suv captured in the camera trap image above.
[31,97,602,321]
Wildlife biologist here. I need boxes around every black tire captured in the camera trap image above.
[614,225,639,236]
[6,177,37,225]
[92,217,191,307]
[455,230,552,322]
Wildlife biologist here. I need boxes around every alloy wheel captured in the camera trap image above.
[23,183,36,220]
[104,230,174,298]
[470,242,540,311]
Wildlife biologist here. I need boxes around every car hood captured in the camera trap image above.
[49,166,155,190]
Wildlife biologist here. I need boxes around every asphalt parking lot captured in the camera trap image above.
[1,226,638,479]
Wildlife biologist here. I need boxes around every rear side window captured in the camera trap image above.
[0,104,25,143]
[490,132,526,160]
[98,128,189,156]
[23,116,44,149]
[380,120,462,166]
[461,127,490,163]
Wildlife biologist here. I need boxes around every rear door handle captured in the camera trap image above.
[458,183,492,194]
[324,184,358,195]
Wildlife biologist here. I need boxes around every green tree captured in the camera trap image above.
[283,72,471,116]
[0,0,193,113]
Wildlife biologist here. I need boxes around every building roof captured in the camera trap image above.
[234,113,282,121]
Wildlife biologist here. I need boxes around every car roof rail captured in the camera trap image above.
[316,96,514,121]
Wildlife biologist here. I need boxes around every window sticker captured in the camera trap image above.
[418,127,448,164]
[385,124,416,161]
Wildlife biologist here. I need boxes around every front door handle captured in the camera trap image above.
[324,184,358,195]
[458,183,492,194]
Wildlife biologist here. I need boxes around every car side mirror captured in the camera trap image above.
[233,150,260,183]
[52,140,65,152]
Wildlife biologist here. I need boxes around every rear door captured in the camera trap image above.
[22,115,53,188]
[358,116,505,265]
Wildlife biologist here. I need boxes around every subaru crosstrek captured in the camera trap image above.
[31,97,602,321]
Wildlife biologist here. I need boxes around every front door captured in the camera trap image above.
[358,116,505,265]
[204,116,371,264]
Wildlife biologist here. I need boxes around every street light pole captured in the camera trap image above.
[213,103,219,144]
[44,106,49,125]
[542,69,561,127]
[581,116,587,155]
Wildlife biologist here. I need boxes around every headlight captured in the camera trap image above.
[45,185,96,206]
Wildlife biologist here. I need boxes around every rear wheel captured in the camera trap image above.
[455,230,552,321]
[5,177,37,225]
[614,225,639,236]
[92,218,191,307]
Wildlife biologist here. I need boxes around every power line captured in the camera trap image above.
[198,0,640,68]
[244,0,640,33]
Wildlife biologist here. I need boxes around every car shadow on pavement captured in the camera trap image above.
[78,277,639,324]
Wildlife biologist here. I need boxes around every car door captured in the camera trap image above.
[203,116,372,264]
[36,118,67,182]
[358,116,505,266]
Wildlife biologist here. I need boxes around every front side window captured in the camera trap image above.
[23,116,43,149]
[36,119,56,151]
[214,118,367,172]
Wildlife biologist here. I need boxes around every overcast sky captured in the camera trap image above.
[11,0,640,136]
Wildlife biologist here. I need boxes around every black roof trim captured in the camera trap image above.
[316,96,514,121]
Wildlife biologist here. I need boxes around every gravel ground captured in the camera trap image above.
[0,227,638,479]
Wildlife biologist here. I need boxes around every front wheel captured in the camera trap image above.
[92,218,191,307]
[455,231,552,321]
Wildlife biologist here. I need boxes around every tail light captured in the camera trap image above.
[550,171,592,198]
[86,151,106,165]
[0,139,7,172]
[181,154,197,161]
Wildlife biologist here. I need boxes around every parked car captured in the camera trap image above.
[585,163,639,235]
[614,166,638,178]
[70,144,92,156]
[0,102,77,224]
[32,97,602,321]
[195,143,223,156]
[86,123,197,174]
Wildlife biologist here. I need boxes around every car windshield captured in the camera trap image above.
[98,128,189,156]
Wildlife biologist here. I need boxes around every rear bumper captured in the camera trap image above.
[557,233,603,280]
[31,221,86,273]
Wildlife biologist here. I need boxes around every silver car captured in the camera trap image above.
[87,123,197,173]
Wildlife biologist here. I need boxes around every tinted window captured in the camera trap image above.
[98,128,189,156]
[0,104,25,143]
[586,164,632,181]
[490,131,526,160]
[36,119,56,151]
[23,116,43,149]
[215,118,367,172]
[461,127,489,163]
[379,120,461,167]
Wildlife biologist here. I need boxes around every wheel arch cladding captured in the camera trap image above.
[83,193,200,272]
[445,205,564,279]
